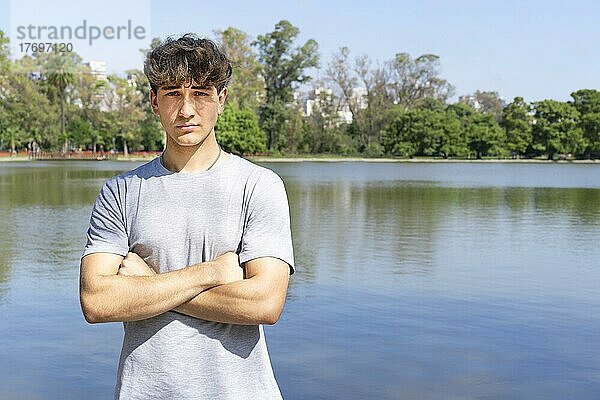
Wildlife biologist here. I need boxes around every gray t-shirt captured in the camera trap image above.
[82,154,295,399]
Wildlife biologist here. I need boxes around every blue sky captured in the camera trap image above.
[1,0,598,102]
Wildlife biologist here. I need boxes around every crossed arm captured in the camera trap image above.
[79,251,290,325]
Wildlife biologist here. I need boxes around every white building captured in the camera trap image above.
[302,86,370,124]
[84,60,107,81]
[351,87,368,111]
[305,87,333,117]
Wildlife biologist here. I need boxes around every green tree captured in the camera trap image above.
[134,38,166,151]
[67,110,93,150]
[447,102,505,159]
[43,52,80,153]
[571,89,600,158]
[0,30,11,95]
[382,108,426,157]
[459,90,505,122]
[466,112,505,159]
[275,107,309,154]
[533,100,583,160]
[437,108,464,158]
[254,20,319,151]
[382,105,463,158]
[501,97,533,157]
[0,30,13,151]
[353,55,394,150]
[127,69,164,150]
[106,75,144,156]
[214,27,264,111]
[2,127,24,156]
[388,53,454,108]
[73,65,108,152]
[216,105,266,155]
[305,88,355,154]
[2,59,60,151]
[326,47,359,117]
[75,65,106,111]
[446,102,476,157]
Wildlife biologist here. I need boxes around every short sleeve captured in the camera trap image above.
[82,179,129,259]
[238,173,295,275]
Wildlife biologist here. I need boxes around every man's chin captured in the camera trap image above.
[169,134,208,147]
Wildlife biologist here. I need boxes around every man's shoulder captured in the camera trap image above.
[103,157,159,189]
[234,155,284,189]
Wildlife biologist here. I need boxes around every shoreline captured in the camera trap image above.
[1,155,600,164]
[248,157,600,164]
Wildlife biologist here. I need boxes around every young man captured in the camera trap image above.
[79,34,294,399]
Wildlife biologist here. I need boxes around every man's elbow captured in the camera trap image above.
[80,293,109,324]
[83,312,103,324]
[81,303,102,324]
[260,300,285,325]
[262,314,281,326]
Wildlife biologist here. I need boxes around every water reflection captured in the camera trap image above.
[2,161,600,295]
[1,161,600,399]
[0,208,15,303]
[284,179,600,292]
[0,163,127,207]
[286,181,439,286]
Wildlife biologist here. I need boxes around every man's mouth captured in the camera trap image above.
[176,123,199,131]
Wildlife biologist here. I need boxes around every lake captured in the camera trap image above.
[0,160,599,399]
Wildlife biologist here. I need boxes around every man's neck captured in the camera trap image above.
[161,136,226,173]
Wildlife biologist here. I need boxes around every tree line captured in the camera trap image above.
[1,22,599,159]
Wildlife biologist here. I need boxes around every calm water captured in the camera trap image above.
[1,160,599,399]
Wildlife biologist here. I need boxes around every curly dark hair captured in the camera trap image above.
[144,33,232,93]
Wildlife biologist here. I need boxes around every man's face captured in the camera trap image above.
[150,81,227,148]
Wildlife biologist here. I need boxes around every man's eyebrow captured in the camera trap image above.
[159,85,212,91]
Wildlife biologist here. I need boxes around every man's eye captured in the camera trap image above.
[166,92,179,96]
[194,91,209,96]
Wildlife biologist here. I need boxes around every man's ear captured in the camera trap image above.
[150,90,159,115]
[218,87,228,113]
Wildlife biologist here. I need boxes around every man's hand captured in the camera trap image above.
[116,251,243,283]
[212,252,244,284]
[118,252,156,277]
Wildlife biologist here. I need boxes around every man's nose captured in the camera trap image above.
[179,95,195,118]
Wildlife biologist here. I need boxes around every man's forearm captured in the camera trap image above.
[173,258,290,326]
[81,261,222,323]
[173,277,281,325]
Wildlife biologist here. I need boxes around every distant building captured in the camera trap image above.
[351,87,368,110]
[126,72,137,87]
[305,87,333,117]
[337,107,354,124]
[80,60,110,111]
[84,60,107,81]
[458,94,480,110]
[334,87,368,124]
[302,86,369,125]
